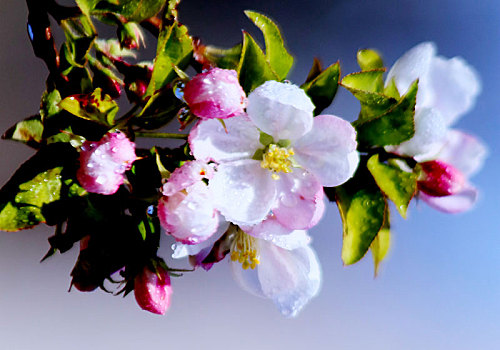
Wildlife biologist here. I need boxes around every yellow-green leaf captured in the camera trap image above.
[370,222,391,277]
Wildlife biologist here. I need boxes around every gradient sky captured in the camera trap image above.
[0,1,499,349]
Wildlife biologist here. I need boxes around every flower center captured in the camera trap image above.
[230,229,260,270]
[261,144,294,180]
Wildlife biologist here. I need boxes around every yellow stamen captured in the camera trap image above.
[230,229,260,270]
[261,144,294,179]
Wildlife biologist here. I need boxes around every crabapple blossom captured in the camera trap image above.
[77,132,136,195]
[134,264,172,315]
[173,224,321,317]
[189,80,359,229]
[183,68,247,120]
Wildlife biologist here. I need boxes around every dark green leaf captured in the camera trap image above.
[144,22,192,98]
[237,32,279,93]
[357,49,384,71]
[355,80,418,148]
[367,154,417,218]
[94,0,166,22]
[336,184,386,265]
[202,44,243,70]
[304,57,323,84]
[244,10,293,80]
[301,62,340,115]
[3,115,44,146]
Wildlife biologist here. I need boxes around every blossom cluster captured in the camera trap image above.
[0,1,487,318]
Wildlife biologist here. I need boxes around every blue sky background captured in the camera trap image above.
[0,0,499,349]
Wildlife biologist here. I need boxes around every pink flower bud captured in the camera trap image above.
[183,68,247,120]
[418,160,466,197]
[77,132,136,195]
[134,265,172,315]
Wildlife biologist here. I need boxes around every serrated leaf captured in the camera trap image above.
[59,88,119,126]
[245,10,293,80]
[301,62,340,115]
[384,77,400,99]
[342,69,385,93]
[145,22,192,98]
[94,0,166,22]
[3,115,44,146]
[357,49,384,71]
[355,80,418,148]
[202,44,243,70]
[370,218,390,277]
[0,168,62,231]
[336,185,387,265]
[367,154,417,218]
[237,32,279,93]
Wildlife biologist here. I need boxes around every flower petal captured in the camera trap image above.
[273,170,325,230]
[385,107,447,161]
[158,183,219,245]
[257,240,321,317]
[419,55,481,126]
[437,129,488,178]
[293,114,359,187]
[172,219,229,259]
[247,80,314,141]
[267,229,312,251]
[162,160,214,196]
[419,184,478,213]
[209,159,277,225]
[189,115,260,163]
[386,42,436,95]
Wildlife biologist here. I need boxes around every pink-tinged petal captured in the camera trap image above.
[437,129,488,178]
[293,114,359,187]
[209,159,277,226]
[247,80,314,141]
[419,56,481,126]
[386,108,447,161]
[183,68,247,120]
[418,160,465,197]
[158,183,219,245]
[189,115,260,163]
[134,265,172,315]
[162,160,214,196]
[419,184,478,214]
[386,42,436,95]
[257,240,321,317]
[273,170,325,230]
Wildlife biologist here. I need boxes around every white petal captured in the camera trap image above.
[419,55,481,126]
[247,80,314,141]
[385,107,447,160]
[188,115,261,163]
[293,114,359,187]
[209,159,277,225]
[437,129,488,178]
[241,215,294,240]
[266,229,312,251]
[172,219,229,259]
[419,185,478,213]
[386,42,436,95]
[158,183,219,245]
[273,170,325,230]
[257,241,321,317]
[230,260,265,298]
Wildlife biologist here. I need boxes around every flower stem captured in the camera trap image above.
[135,132,188,140]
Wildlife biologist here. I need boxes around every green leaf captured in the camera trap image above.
[76,0,99,15]
[94,0,167,22]
[144,22,193,98]
[367,154,417,218]
[237,32,279,93]
[355,80,418,148]
[40,90,62,120]
[336,185,386,265]
[59,88,119,126]
[301,62,340,115]
[3,115,44,146]
[244,10,293,80]
[357,49,384,71]
[202,44,243,70]
[384,77,400,99]
[0,168,63,231]
[342,69,385,93]
[370,217,390,277]
[304,57,323,84]
[165,0,182,21]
